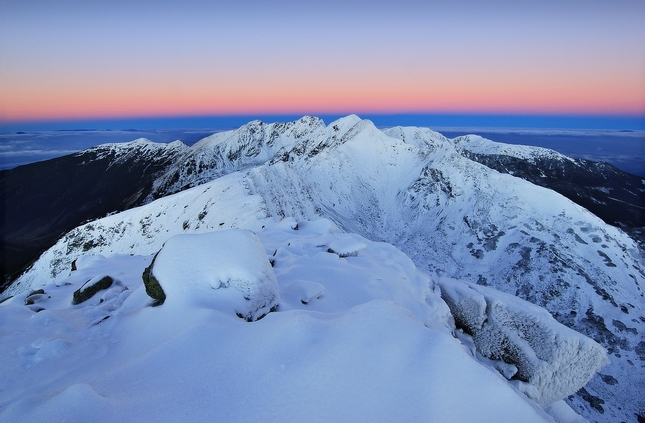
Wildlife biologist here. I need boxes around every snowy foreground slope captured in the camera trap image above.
[2,219,602,423]
[5,115,644,422]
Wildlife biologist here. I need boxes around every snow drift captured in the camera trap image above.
[0,219,569,423]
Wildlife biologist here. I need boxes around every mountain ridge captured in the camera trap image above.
[0,138,187,288]
[2,115,643,421]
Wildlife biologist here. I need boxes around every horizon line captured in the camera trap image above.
[1,112,644,132]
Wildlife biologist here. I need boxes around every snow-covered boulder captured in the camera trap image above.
[438,278,609,407]
[148,230,280,321]
[327,234,368,258]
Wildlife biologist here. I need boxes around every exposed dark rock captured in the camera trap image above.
[577,387,605,414]
[236,304,279,322]
[635,341,645,361]
[72,276,114,305]
[599,374,618,385]
[141,253,166,306]
[24,289,46,305]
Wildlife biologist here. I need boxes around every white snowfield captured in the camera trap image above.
[4,115,643,422]
[0,220,598,423]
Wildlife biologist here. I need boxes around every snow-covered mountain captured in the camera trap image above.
[452,134,645,235]
[2,115,643,422]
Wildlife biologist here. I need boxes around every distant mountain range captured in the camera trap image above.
[1,115,643,422]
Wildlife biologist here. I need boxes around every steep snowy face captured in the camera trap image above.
[256,116,432,230]
[248,118,645,422]
[452,134,645,233]
[148,116,326,199]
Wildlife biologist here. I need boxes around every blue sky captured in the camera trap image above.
[1,0,643,124]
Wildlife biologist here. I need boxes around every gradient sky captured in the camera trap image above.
[1,0,644,123]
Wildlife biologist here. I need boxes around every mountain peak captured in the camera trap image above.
[328,114,365,130]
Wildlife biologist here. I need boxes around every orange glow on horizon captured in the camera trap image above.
[2,65,643,122]
[2,0,643,124]
[2,86,643,123]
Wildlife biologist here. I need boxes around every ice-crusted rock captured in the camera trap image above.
[149,230,280,321]
[327,234,368,258]
[438,278,609,407]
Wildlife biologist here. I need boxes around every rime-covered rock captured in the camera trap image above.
[438,278,609,407]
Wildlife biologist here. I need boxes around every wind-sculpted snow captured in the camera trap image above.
[150,230,280,321]
[7,115,644,422]
[438,278,609,407]
[0,219,559,423]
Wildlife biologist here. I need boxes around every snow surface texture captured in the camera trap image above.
[438,278,608,407]
[150,230,279,321]
[7,115,644,422]
[1,221,569,423]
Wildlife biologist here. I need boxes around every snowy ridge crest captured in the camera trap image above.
[80,138,188,163]
[0,219,604,422]
[148,116,326,199]
[452,134,575,164]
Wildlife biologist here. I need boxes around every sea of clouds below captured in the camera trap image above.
[0,126,643,177]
